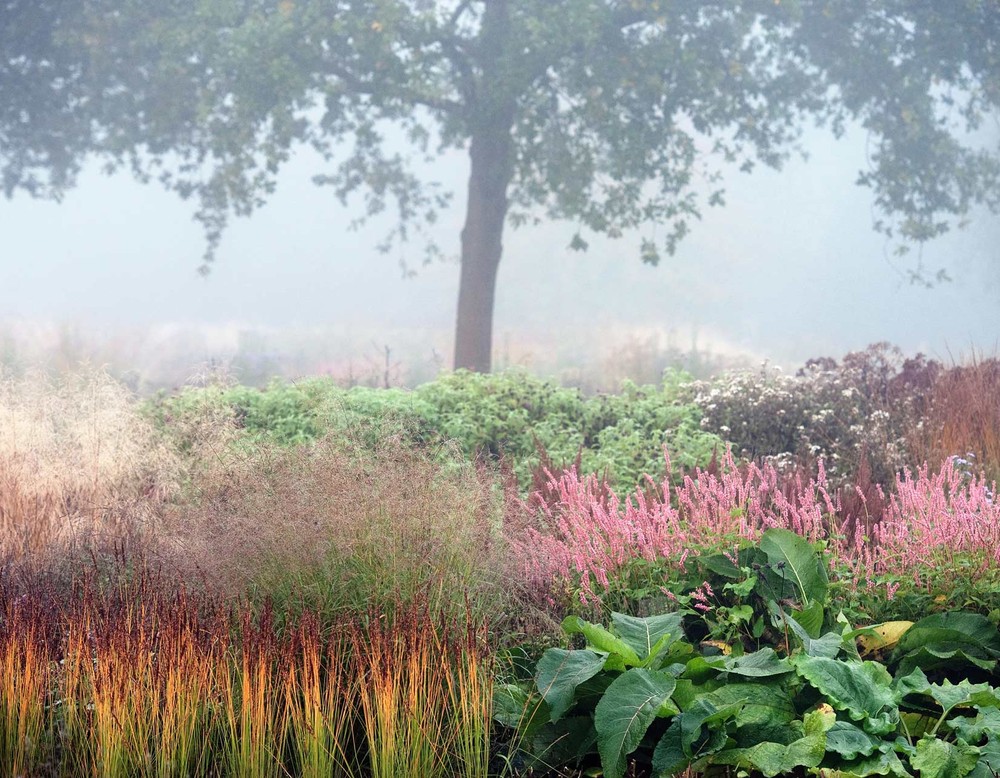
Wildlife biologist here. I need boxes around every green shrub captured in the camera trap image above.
[147,369,723,494]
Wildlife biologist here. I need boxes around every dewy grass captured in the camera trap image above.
[170,429,513,626]
[152,613,217,778]
[355,605,448,778]
[0,368,180,562]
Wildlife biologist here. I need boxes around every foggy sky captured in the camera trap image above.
[2,121,998,373]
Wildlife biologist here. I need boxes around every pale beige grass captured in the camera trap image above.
[0,367,180,561]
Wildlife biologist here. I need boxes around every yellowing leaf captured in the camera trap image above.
[857,621,912,656]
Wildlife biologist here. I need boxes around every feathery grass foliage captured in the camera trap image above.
[0,367,180,561]
[160,428,513,625]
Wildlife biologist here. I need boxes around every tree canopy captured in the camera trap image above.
[5,1,1000,370]
[0,0,90,198]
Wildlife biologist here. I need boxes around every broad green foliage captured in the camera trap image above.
[503,533,1000,777]
[594,669,678,778]
[147,369,722,492]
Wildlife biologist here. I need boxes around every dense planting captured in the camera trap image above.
[148,368,723,495]
[2,350,999,776]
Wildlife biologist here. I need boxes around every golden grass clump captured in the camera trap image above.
[0,368,181,561]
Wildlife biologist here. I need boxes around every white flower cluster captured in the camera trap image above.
[691,345,936,488]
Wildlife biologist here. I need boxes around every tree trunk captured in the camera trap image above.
[453,124,513,372]
[453,0,514,373]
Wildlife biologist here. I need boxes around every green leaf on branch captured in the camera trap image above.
[893,612,1000,675]
[758,528,829,606]
[724,648,794,678]
[824,720,885,759]
[712,708,833,777]
[652,697,742,775]
[610,611,684,665]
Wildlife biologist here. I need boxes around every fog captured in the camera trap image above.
[3,117,998,388]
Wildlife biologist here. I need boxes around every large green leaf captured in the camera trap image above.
[792,655,899,735]
[534,648,606,722]
[712,708,833,777]
[562,615,642,666]
[782,609,844,658]
[821,748,914,777]
[528,715,597,771]
[893,612,1000,675]
[492,682,550,737]
[791,600,826,639]
[724,647,794,678]
[950,708,1000,743]
[910,736,980,778]
[895,646,998,676]
[651,698,742,776]
[968,736,1000,778]
[610,611,683,664]
[825,720,884,759]
[926,679,1000,718]
[594,668,677,778]
[709,683,797,746]
[697,546,765,579]
[892,666,931,702]
[758,528,829,605]
[896,613,1000,655]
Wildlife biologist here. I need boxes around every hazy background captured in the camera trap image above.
[2,120,998,390]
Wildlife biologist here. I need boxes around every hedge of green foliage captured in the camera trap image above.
[146,369,723,494]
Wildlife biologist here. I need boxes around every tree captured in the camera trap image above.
[54,2,1000,369]
[0,0,92,198]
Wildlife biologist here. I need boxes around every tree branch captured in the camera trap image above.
[327,63,462,114]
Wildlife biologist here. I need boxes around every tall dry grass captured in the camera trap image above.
[0,568,500,778]
[914,356,1000,484]
[159,427,515,623]
[0,368,180,562]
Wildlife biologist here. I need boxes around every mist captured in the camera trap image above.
[2,37,998,389]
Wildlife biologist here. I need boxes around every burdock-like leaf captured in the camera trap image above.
[724,647,793,678]
[712,709,833,777]
[712,683,797,746]
[893,612,1000,674]
[970,736,1000,777]
[534,648,606,722]
[562,615,642,666]
[594,668,677,778]
[927,679,999,717]
[792,656,899,735]
[759,528,829,605]
[611,611,683,664]
[911,736,980,778]
[824,720,884,759]
[825,748,914,777]
[950,708,1000,743]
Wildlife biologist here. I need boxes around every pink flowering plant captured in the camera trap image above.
[834,455,1000,622]
[512,447,1000,625]
[512,448,834,614]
